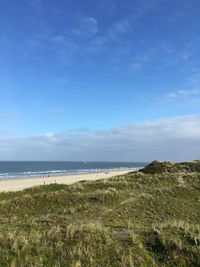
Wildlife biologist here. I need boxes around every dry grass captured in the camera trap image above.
[0,163,200,266]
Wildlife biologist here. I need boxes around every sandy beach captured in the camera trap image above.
[0,170,134,192]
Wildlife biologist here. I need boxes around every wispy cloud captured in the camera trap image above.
[1,115,199,161]
[46,108,65,117]
[165,88,200,100]
[25,16,99,64]
[152,86,200,113]
[130,55,151,71]
[0,112,22,125]
[97,0,118,14]
[168,10,188,23]
[108,18,134,38]
[108,0,160,39]
[187,71,200,86]
[71,17,98,37]
[29,0,43,13]
[161,72,200,104]
[25,0,161,63]
[7,0,198,75]
[55,77,69,87]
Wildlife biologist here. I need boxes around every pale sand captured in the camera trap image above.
[0,170,134,192]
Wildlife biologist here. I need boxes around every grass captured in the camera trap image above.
[0,162,200,266]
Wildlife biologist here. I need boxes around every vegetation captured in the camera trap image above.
[0,161,200,266]
[140,160,200,174]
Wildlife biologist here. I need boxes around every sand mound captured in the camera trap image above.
[140,160,200,174]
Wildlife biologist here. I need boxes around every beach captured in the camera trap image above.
[0,169,133,192]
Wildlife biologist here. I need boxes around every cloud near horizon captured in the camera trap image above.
[1,115,200,162]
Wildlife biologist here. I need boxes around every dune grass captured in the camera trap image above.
[0,167,200,266]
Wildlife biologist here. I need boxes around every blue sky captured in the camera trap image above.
[0,0,200,161]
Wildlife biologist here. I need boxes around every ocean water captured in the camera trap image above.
[0,161,147,180]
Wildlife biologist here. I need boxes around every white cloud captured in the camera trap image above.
[43,132,59,142]
[0,115,199,161]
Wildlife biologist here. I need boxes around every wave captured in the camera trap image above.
[0,167,140,180]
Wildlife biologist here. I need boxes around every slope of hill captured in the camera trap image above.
[0,161,200,266]
[140,160,200,174]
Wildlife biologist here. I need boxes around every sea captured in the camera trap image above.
[0,161,147,180]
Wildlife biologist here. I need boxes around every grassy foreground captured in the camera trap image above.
[0,162,200,266]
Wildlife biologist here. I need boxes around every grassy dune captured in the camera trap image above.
[0,162,200,266]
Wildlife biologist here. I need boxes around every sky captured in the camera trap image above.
[0,0,200,161]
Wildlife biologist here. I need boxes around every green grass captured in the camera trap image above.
[0,165,200,266]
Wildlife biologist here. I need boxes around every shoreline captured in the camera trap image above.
[0,169,135,192]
